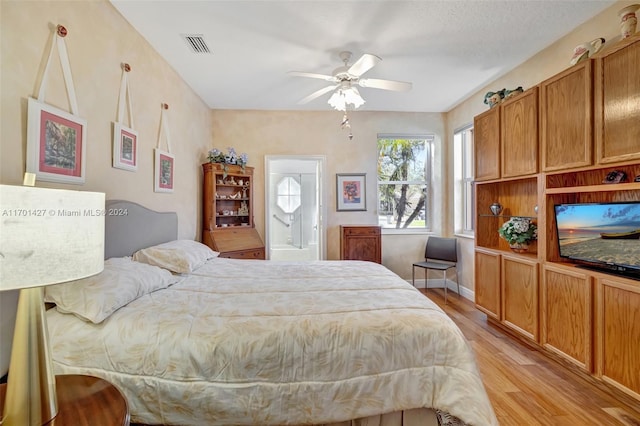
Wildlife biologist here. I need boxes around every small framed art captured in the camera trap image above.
[113,123,138,171]
[26,97,87,184]
[154,148,174,193]
[336,173,366,211]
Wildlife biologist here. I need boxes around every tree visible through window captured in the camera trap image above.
[377,135,432,230]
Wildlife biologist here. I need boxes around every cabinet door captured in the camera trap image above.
[594,36,640,164]
[340,226,381,263]
[501,87,538,178]
[540,61,593,171]
[596,276,640,398]
[474,249,501,320]
[541,265,592,372]
[474,107,500,181]
[502,255,538,341]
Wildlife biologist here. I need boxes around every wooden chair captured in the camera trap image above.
[412,237,459,304]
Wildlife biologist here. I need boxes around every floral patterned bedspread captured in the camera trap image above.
[47,258,498,426]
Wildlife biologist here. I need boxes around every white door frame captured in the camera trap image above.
[264,155,326,260]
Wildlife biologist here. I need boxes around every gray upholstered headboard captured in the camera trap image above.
[105,200,178,259]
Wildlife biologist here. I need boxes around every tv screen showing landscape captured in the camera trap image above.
[554,202,640,272]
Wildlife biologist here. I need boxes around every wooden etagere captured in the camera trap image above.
[202,163,265,259]
[474,34,640,404]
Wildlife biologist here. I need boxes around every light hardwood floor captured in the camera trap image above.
[420,288,640,426]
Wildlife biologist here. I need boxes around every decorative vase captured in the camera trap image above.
[509,242,529,253]
[619,4,639,39]
[490,202,503,216]
[569,38,605,66]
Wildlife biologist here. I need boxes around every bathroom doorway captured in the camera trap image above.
[265,156,325,261]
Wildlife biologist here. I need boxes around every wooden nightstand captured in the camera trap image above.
[340,225,382,264]
[0,374,129,425]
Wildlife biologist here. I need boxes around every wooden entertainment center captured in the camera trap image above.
[473,33,640,403]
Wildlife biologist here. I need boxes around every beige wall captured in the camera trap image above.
[444,0,637,296]
[0,0,214,375]
[0,0,212,240]
[211,110,447,276]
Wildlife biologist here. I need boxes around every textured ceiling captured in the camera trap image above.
[110,0,615,112]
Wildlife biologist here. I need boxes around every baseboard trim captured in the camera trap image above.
[408,278,475,302]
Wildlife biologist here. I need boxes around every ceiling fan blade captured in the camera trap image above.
[358,78,412,92]
[298,85,339,104]
[347,53,381,77]
[288,71,337,82]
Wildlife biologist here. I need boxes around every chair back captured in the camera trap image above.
[425,237,457,263]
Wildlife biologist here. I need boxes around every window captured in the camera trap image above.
[454,125,474,235]
[377,134,433,230]
[276,176,301,214]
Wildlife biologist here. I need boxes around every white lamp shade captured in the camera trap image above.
[0,185,105,291]
[328,87,365,111]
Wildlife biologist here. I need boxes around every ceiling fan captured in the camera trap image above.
[289,51,412,110]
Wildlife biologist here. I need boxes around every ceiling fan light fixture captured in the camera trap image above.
[327,87,365,111]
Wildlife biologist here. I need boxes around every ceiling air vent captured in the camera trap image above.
[182,34,211,54]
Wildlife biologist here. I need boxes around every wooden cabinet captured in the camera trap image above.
[474,87,540,340]
[500,87,538,178]
[473,107,500,181]
[474,249,501,320]
[473,34,640,405]
[473,87,538,181]
[541,264,592,371]
[596,275,640,399]
[502,254,539,342]
[340,225,381,263]
[540,60,593,171]
[202,163,265,259]
[594,33,640,164]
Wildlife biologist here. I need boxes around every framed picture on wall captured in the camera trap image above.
[26,97,87,184]
[336,173,366,211]
[113,122,138,171]
[154,148,174,193]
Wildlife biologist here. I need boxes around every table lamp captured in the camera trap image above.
[0,182,105,426]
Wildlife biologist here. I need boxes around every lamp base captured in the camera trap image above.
[2,287,58,426]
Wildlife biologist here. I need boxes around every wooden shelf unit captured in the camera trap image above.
[202,163,265,259]
[475,176,540,254]
[474,34,640,403]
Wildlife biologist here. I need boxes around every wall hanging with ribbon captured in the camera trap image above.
[154,103,175,193]
[26,24,87,184]
[113,63,138,171]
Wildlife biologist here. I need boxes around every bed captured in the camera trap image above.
[44,200,498,426]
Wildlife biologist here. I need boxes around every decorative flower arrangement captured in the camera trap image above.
[498,217,537,248]
[208,147,248,176]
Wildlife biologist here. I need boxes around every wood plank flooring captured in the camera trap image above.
[420,288,640,426]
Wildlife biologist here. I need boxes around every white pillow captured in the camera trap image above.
[132,239,219,274]
[45,257,179,323]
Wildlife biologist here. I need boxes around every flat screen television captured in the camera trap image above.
[554,201,640,280]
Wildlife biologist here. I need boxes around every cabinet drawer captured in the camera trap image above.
[220,248,265,260]
[342,226,380,236]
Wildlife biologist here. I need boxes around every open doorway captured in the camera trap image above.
[265,156,325,261]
